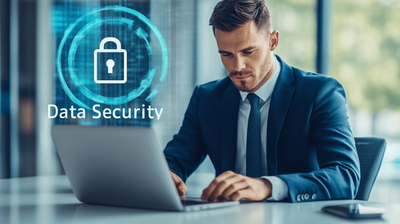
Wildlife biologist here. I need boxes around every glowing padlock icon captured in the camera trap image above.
[94,37,127,84]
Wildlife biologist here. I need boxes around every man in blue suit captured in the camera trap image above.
[164,0,360,202]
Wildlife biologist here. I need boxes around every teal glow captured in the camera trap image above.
[56,6,168,108]
[68,18,154,105]
[145,87,158,101]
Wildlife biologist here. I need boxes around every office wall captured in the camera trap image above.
[0,0,39,178]
[0,0,11,178]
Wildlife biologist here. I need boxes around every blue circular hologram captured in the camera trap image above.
[56,6,168,109]
[68,19,155,105]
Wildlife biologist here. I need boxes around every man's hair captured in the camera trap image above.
[209,0,272,35]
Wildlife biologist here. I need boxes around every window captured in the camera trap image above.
[331,0,400,180]
[267,0,316,72]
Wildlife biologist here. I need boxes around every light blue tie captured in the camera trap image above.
[246,93,262,178]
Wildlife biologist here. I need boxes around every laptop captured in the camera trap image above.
[51,125,239,211]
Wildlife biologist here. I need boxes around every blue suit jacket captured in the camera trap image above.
[164,56,360,202]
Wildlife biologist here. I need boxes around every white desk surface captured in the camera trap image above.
[1,175,399,224]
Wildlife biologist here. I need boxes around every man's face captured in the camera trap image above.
[215,21,279,92]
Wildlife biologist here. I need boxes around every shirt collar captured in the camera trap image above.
[239,55,281,102]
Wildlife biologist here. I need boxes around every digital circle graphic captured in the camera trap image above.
[56,6,168,109]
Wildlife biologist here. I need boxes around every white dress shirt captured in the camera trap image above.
[235,55,288,201]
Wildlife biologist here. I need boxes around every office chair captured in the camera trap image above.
[354,137,386,201]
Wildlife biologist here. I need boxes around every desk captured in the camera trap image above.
[1,176,399,224]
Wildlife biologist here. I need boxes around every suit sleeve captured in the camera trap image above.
[277,78,361,202]
[163,86,207,183]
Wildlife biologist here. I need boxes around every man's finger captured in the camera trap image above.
[221,180,248,200]
[207,174,243,201]
[170,172,180,183]
[176,182,187,196]
[170,171,187,196]
[230,187,250,201]
[201,171,235,200]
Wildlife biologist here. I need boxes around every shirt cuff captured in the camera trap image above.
[261,176,289,201]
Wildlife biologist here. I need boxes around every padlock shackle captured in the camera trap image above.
[99,37,122,50]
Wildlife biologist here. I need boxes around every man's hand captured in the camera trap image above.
[201,171,272,201]
[170,170,187,196]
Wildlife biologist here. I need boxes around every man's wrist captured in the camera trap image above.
[260,178,272,200]
[261,176,289,201]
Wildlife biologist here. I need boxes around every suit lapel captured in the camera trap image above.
[220,82,240,173]
[267,56,296,175]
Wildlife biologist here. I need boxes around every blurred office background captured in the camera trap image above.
[1,0,399,202]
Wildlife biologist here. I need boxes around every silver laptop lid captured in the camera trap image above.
[51,125,184,211]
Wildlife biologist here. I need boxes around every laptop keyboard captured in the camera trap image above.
[181,200,212,206]
[181,199,233,206]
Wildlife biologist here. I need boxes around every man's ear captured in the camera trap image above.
[269,30,279,51]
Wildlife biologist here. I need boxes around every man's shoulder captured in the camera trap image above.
[286,66,346,104]
[196,76,232,96]
[291,66,342,90]
[276,56,341,89]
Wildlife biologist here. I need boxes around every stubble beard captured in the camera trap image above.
[234,57,272,92]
